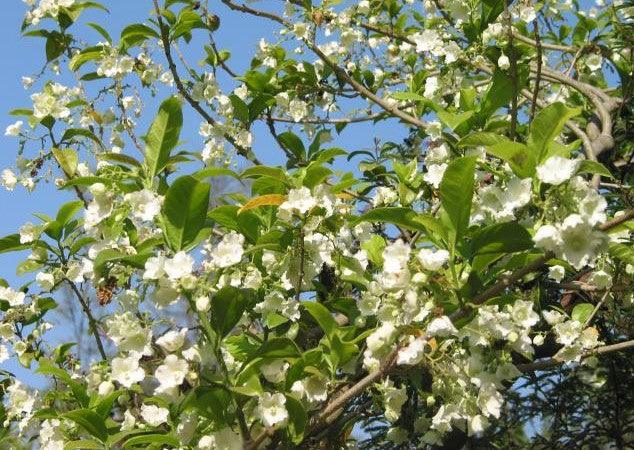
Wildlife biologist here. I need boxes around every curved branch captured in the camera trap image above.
[517,339,634,373]
[152,0,261,165]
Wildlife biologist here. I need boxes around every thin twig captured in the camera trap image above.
[530,19,542,122]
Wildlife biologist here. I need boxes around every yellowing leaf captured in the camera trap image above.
[238,194,286,214]
[52,148,78,177]
[428,337,437,354]
[336,192,354,200]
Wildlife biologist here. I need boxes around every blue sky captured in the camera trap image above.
[0,1,405,385]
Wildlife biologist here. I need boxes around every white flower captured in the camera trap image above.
[124,189,162,222]
[397,336,427,366]
[1,169,18,191]
[291,375,328,404]
[106,312,152,355]
[164,251,194,280]
[84,183,114,228]
[554,320,582,346]
[468,414,489,436]
[156,328,188,353]
[579,190,607,225]
[518,5,536,22]
[155,354,189,392]
[382,380,407,422]
[278,187,317,218]
[98,381,115,396]
[144,255,166,280]
[255,392,288,427]
[477,177,532,221]
[372,186,398,206]
[261,359,289,383]
[417,248,449,271]
[533,224,561,252]
[478,382,503,418]
[288,98,308,122]
[111,354,145,388]
[209,232,245,268]
[559,214,604,269]
[427,316,457,336]
[19,222,39,243]
[0,286,26,307]
[0,345,10,363]
[543,309,565,325]
[383,239,411,273]
[5,120,23,136]
[579,327,600,349]
[140,404,169,426]
[121,409,136,431]
[588,270,611,289]
[497,53,510,70]
[510,300,539,329]
[536,157,579,185]
[197,428,243,450]
[31,91,70,119]
[36,272,55,291]
[548,265,566,282]
[423,163,447,188]
[386,427,408,444]
[585,54,603,71]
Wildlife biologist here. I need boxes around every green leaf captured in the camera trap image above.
[45,31,67,62]
[353,207,440,234]
[123,434,179,448]
[120,23,159,51]
[63,409,107,442]
[361,234,386,266]
[254,337,301,359]
[56,200,83,226]
[171,9,205,41]
[303,164,332,189]
[85,22,112,43]
[180,386,232,422]
[93,389,123,419]
[528,102,581,161]
[97,152,142,167]
[577,160,613,178]
[209,287,254,339]
[486,141,536,179]
[0,234,29,255]
[69,46,104,71]
[285,395,308,443]
[93,249,151,278]
[439,156,477,243]
[390,91,425,102]
[61,128,103,148]
[144,96,183,179]
[469,222,534,271]
[571,303,594,323]
[469,222,533,256]
[609,243,634,265]
[479,69,520,120]
[37,359,89,407]
[303,302,336,340]
[192,167,241,181]
[241,166,289,183]
[435,108,474,131]
[163,175,210,251]
[65,440,103,449]
[458,132,509,148]
[278,132,306,161]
